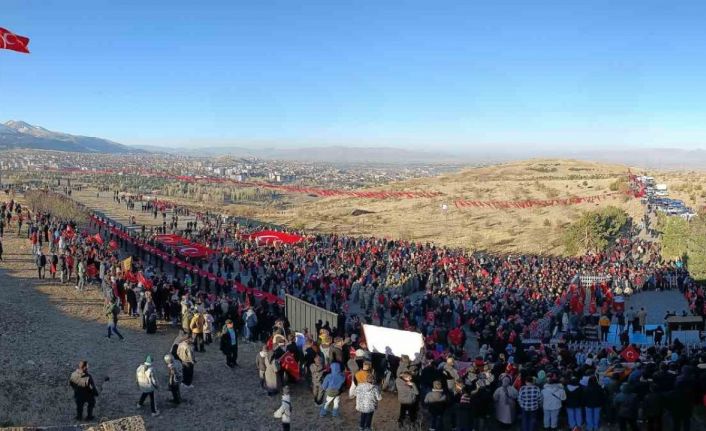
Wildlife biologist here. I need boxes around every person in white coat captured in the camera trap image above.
[541,376,566,430]
[136,355,160,416]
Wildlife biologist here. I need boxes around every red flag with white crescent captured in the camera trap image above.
[0,27,30,54]
[620,345,639,362]
[279,351,300,381]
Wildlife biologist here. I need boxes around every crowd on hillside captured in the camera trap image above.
[3,191,706,430]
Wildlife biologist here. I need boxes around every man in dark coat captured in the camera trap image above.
[220,319,238,367]
[69,361,99,421]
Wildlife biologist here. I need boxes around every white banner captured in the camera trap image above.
[363,324,424,360]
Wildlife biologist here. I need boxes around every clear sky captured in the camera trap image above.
[2,1,706,151]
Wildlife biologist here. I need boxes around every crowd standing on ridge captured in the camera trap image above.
[2,190,706,430]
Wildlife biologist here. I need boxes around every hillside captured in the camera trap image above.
[258,159,645,255]
[0,120,139,154]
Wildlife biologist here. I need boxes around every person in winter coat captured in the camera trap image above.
[273,385,292,431]
[641,384,663,431]
[164,354,183,405]
[396,371,420,426]
[355,360,374,385]
[541,377,566,430]
[493,375,518,427]
[69,361,99,421]
[320,362,346,417]
[424,380,448,431]
[442,357,461,391]
[353,374,382,431]
[136,355,160,416]
[265,350,283,396]
[104,298,124,340]
[256,344,268,389]
[189,310,206,352]
[582,376,606,431]
[454,385,474,431]
[219,319,238,367]
[176,337,196,387]
[310,355,325,405]
[613,383,639,431]
[564,376,584,430]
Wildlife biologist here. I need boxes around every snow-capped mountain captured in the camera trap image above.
[0,120,140,153]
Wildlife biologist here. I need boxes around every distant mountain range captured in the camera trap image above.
[0,120,137,153]
[4,120,706,169]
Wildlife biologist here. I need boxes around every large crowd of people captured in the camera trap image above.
[2,190,706,430]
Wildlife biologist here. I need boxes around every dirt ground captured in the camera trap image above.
[0,216,404,431]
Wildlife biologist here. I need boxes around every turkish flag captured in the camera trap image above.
[279,351,300,382]
[0,28,30,54]
[620,345,639,362]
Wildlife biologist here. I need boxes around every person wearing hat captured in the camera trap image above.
[164,354,182,405]
[136,355,160,416]
[220,319,238,367]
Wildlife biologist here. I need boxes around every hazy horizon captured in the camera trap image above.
[4,2,706,151]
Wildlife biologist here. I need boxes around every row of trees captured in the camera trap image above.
[562,206,628,255]
[562,205,706,282]
[659,214,706,281]
[24,190,88,223]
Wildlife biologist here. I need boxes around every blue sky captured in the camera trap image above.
[2,1,706,151]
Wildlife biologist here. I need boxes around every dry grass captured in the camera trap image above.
[257,159,644,255]
[68,159,706,256]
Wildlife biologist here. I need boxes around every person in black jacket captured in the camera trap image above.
[219,319,238,367]
[424,380,447,431]
[68,361,99,421]
[36,251,47,279]
[583,376,606,431]
[565,375,584,429]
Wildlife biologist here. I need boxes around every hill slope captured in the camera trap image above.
[258,159,644,255]
[0,120,139,153]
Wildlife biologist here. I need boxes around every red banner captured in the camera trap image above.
[0,27,30,54]
[454,193,618,210]
[244,230,304,245]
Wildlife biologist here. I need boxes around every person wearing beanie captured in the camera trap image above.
[273,385,292,430]
[136,355,160,416]
[164,354,183,405]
